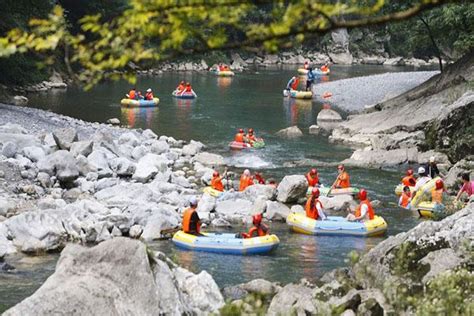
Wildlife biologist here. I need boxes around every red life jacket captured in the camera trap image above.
[291,78,300,90]
[211,176,224,192]
[400,192,411,208]
[355,200,374,220]
[305,198,322,220]
[145,92,153,100]
[402,175,416,187]
[243,224,269,238]
[129,90,136,99]
[306,173,319,187]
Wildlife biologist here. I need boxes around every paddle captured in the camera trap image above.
[324,175,340,197]
[158,227,181,240]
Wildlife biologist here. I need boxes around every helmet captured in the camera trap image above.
[248,128,254,134]
[239,128,244,133]
[310,168,317,175]
[252,213,262,225]
[338,164,344,171]
[243,169,250,176]
[407,169,414,176]
[311,187,320,197]
[189,196,198,207]
[358,189,367,200]
[213,171,219,177]
[429,156,435,163]
[418,167,426,175]
[435,179,444,190]
[146,88,152,92]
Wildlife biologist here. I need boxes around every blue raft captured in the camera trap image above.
[172,231,280,255]
[172,90,197,99]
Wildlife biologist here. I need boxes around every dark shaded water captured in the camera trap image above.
[1,65,429,309]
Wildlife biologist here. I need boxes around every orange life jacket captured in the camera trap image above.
[336,172,350,188]
[305,198,322,220]
[129,90,136,99]
[177,84,185,92]
[306,173,319,187]
[400,192,411,208]
[182,207,200,234]
[355,200,374,220]
[291,78,300,90]
[243,224,269,238]
[321,65,328,72]
[235,133,245,143]
[211,176,224,192]
[239,175,253,191]
[145,92,153,100]
[402,175,416,187]
[432,189,443,204]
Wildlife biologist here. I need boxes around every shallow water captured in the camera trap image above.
[1,65,431,309]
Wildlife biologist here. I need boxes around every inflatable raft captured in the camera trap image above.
[417,201,435,218]
[215,70,235,77]
[297,68,309,75]
[172,231,280,255]
[394,184,416,196]
[172,90,197,99]
[120,97,159,108]
[306,186,359,197]
[297,68,330,76]
[410,177,441,209]
[283,89,313,99]
[229,139,265,150]
[202,186,224,198]
[286,212,387,237]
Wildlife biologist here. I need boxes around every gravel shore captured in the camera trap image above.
[313,71,438,112]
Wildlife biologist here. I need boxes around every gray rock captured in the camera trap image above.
[150,141,170,155]
[22,146,45,162]
[95,178,120,192]
[87,149,113,178]
[106,118,120,125]
[1,142,17,158]
[142,129,158,140]
[211,218,232,228]
[62,188,82,202]
[141,208,180,241]
[129,225,143,239]
[13,95,28,106]
[182,141,204,156]
[276,175,307,203]
[383,57,405,66]
[443,159,473,190]
[118,132,140,147]
[69,141,93,157]
[243,184,276,201]
[275,126,303,139]
[317,109,343,131]
[0,198,15,217]
[265,201,291,221]
[131,145,150,160]
[319,195,354,213]
[132,153,170,183]
[419,248,462,283]
[196,193,216,213]
[192,152,225,167]
[0,133,40,151]
[109,157,136,177]
[52,128,78,150]
[291,205,305,213]
[37,150,79,184]
[215,199,253,220]
[309,125,321,135]
[267,283,317,315]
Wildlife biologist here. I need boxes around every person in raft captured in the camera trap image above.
[144,88,154,101]
[306,67,316,91]
[176,81,185,93]
[234,128,245,144]
[398,186,412,209]
[127,87,137,99]
[306,168,319,187]
[320,63,329,73]
[240,213,269,238]
[182,197,203,236]
[246,128,257,145]
[239,169,254,191]
[303,61,309,70]
[333,164,350,189]
[286,76,300,91]
[413,166,431,197]
[432,179,446,205]
[455,173,474,201]
[402,168,416,187]
[305,187,327,220]
[254,172,265,184]
[347,189,374,222]
[425,156,440,179]
[211,168,227,192]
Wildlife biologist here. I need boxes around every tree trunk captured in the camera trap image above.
[419,15,443,72]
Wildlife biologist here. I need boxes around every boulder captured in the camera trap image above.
[317,109,343,131]
[131,145,150,160]
[118,132,140,147]
[267,283,317,315]
[196,193,216,213]
[106,118,120,125]
[150,141,170,155]
[182,141,204,156]
[319,195,354,213]
[215,199,253,220]
[309,125,321,135]
[0,133,40,150]
[0,198,15,217]
[132,153,170,183]
[361,56,386,65]
[142,129,158,140]
[70,141,93,157]
[109,157,136,177]
[243,184,276,201]
[192,152,225,167]
[275,126,303,139]
[87,149,113,178]
[13,95,28,106]
[129,225,143,238]
[1,142,17,158]
[21,146,45,162]
[4,238,224,315]
[52,128,78,150]
[329,52,353,65]
[443,159,473,190]
[141,208,180,241]
[37,150,79,184]
[276,175,307,203]
[265,201,291,221]
[383,57,405,66]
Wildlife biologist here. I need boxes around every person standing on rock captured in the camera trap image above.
[425,156,440,179]
[239,169,254,191]
[305,187,327,220]
[306,168,319,187]
[333,164,350,189]
[455,173,474,201]
[347,189,374,222]
[182,197,202,236]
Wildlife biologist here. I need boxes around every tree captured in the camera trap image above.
[0,0,463,88]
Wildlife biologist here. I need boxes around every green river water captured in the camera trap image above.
[0,65,430,310]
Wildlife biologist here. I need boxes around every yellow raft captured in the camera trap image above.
[286,212,387,237]
[216,70,235,77]
[283,89,313,99]
[297,68,309,75]
[417,201,435,218]
[202,186,224,197]
[394,184,416,196]
[410,177,441,209]
[120,97,159,108]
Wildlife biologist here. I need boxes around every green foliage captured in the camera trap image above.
[220,293,270,316]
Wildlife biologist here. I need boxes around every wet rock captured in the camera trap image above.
[106,118,120,125]
[276,175,307,203]
[21,146,45,162]
[317,109,343,131]
[13,95,28,106]
[70,141,93,157]
[52,128,78,150]
[133,153,170,183]
[309,125,321,135]
[1,142,17,158]
[275,126,303,139]
[192,152,225,167]
[265,201,290,221]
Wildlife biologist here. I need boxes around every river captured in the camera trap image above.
[1,64,433,310]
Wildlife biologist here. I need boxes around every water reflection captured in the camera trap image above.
[217,77,232,89]
[120,107,158,129]
[283,97,313,125]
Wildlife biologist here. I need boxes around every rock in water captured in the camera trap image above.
[275,126,304,139]
[4,238,224,315]
[276,175,307,203]
[309,125,321,135]
[12,95,28,106]
[317,109,343,131]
